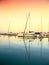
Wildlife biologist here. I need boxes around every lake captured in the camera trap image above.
[0,36,49,65]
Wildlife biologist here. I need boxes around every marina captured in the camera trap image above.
[0,12,49,39]
[0,0,49,65]
[0,32,49,39]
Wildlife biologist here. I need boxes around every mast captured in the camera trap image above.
[29,13,30,32]
[48,22,49,32]
[38,23,39,32]
[41,16,42,32]
[24,12,30,34]
[8,21,10,33]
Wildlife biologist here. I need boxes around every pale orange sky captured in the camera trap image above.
[0,0,49,32]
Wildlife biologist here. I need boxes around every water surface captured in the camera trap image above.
[0,36,49,65]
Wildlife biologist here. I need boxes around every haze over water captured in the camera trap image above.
[0,36,49,65]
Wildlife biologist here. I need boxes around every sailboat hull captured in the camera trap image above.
[17,33,37,39]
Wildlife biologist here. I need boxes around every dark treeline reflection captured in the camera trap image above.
[0,36,49,65]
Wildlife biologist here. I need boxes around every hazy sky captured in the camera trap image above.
[0,0,49,32]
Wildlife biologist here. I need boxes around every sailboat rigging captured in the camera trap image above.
[18,12,36,38]
[24,12,30,34]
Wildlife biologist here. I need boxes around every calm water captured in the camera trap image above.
[0,36,49,65]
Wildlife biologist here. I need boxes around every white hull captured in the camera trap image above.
[17,33,37,39]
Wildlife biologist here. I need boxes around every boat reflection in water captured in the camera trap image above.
[0,36,49,65]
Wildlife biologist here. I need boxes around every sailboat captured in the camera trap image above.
[17,12,37,38]
[45,21,49,38]
[6,21,17,36]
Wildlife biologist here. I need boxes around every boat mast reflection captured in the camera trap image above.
[48,38,49,47]
[39,38,43,57]
[23,38,35,64]
[8,36,10,48]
